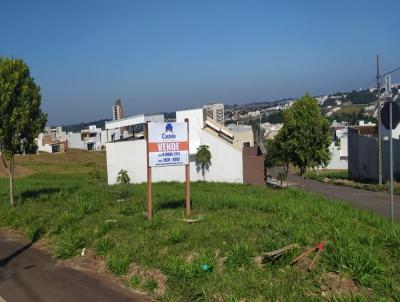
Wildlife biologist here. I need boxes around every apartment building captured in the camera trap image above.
[112,99,124,121]
[203,102,224,125]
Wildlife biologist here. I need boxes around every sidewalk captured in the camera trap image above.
[0,233,149,302]
[287,175,400,221]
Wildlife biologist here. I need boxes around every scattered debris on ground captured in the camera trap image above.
[291,242,324,271]
[263,243,299,262]
[180,216,203,223]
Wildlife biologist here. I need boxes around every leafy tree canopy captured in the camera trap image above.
[0,57,47,205]
[196,145,212,180]
[280,94,331,187]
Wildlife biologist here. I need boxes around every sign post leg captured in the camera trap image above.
[184,118,191,217]
[185,164,190,217]
[145,122,152,221]
[147,166,152,220]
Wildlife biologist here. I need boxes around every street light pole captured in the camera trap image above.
[377,54,383,185]
[389,98,394,222]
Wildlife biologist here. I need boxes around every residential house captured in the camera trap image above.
[105,108,265,186]
[37,127,68,153]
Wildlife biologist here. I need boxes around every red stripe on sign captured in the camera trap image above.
[148,141,189,152]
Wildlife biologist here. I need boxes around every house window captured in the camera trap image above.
[243,142,251,147]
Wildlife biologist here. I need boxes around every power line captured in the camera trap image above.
[383,66,400,77]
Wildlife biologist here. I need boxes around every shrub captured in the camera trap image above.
[117,169,130,184]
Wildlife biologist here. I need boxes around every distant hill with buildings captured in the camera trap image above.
[58,118,111,133]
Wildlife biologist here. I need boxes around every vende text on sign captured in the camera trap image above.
[148,122,189,167]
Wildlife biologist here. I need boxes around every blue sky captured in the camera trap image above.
[1,0,400,125]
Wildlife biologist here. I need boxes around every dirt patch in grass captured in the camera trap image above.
[62,250,153,299]
[0,164,34,178]
[0,227,27,241]
[185,250,199,263]
[294,256,314,272]
[62,250,108,274]
[254,256,263,269]
[320,272,366,299]
[126,263,167,296]
[0,150,106,177]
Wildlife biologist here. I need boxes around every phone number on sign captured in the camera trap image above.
[162,157,181,163]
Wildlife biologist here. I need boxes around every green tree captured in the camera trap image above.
[0,58,47,206]
[281,94,331,188]
[117,169,130,184]
[273,127,292,178]
[196,145,212,181]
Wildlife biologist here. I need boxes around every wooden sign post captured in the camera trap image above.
[184,118,191,217]
[145,120,190,220]
[145,122,153,220]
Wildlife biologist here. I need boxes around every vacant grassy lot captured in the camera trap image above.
[0,151,399,301]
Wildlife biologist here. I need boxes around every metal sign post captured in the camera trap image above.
[382,97,400,222]
[145,120,190,220]
[389,100,394,222]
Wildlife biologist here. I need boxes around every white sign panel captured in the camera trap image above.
[147,122,189,167]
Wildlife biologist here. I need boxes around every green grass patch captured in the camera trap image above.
[307,170,348,181]
[0,153,399,300]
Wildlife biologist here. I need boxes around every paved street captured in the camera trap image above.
[0,234,148,302]
[287,175,400,221]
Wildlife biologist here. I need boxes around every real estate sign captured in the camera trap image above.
[147,122,189,167]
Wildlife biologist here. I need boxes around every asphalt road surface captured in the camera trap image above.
[0,234,149,302]
[288,175,400,221]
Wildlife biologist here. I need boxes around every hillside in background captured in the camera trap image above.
[58,118,111,133]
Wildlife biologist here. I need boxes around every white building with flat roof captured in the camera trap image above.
[105,108,265,185]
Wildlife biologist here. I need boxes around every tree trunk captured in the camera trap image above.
[283,162,289,187]
[300,166,306,190]
[202,163,205,181]
[7,157,15,207]
[9,170,14,207]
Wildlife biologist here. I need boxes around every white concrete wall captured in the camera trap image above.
[37,133,53,153]
[106,128,243,185]
[176,108,204,154]
[68,132,85,149]
[326,141,348,170]
[381,122,400,140]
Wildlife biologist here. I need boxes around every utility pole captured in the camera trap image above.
[377,54,382,185]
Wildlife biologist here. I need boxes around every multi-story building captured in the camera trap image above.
[68,125,110,151]
[37,127,68,153]
[203,102,224,125]
[112,99,124,121]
